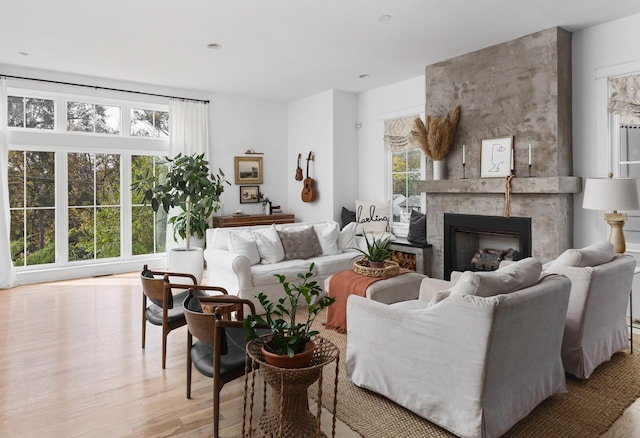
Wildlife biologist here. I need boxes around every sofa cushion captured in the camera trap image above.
[253,225,285,264]
[355,200,390,234]
[551,241,615,268]
[407,209,427,245]
[277,226,323,260]
[314,222,340,255]
[251,259,318,286]
[227,231,261,265]
[451,257,542,297]
[338,221,358,251]
[341,207,357,230]
[312,252,357,276]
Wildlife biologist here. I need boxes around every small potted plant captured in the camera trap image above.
[243,263,335,368]
[352,231,393,268]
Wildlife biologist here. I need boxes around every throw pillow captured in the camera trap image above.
[277,226,323,260]
[355,200,390,234]
[338,221,358,252]
[253,225,285,264]
[450,257,542,297]
[551,241,614,268]
[406,209,427,245]
[314,222,340,255]
[227,231,261,265]
[341,207,357,230]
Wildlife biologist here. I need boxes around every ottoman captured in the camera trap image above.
[324,271,427,305]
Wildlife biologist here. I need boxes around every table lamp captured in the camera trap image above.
[582,173,640,253]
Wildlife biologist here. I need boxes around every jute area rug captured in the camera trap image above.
[303,308,640,438]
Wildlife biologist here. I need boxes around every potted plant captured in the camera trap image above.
[131,152,229,281]
[352,231,393,268]
[243,263,335,368]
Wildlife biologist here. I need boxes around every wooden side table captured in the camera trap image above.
[243,336,339,438]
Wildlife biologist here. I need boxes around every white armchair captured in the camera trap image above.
[543,241,636,378]
[346,259,571,438]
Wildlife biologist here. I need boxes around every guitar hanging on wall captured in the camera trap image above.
[301,151,316,202]
[295,153,303,181]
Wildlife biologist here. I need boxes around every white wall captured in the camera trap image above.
[356,75,425,203]
[209,93,287,215]
[573,13,640,248]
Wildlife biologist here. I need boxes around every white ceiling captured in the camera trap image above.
[2,0,640,103]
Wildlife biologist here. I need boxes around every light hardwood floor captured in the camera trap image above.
[0,271,638,437]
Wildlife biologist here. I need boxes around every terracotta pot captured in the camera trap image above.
[261,340,315,369]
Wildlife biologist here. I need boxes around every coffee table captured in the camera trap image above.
[324,270,427,305]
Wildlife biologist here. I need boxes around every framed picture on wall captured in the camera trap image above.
[480,136,514,178]
[234,156,263,184]
[239,185,260,203]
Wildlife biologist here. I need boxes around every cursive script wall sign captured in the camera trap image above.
[355,201,390,234]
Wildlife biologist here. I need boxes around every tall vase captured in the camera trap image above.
[433,160,446,180]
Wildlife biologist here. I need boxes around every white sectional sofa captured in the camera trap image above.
[203,220,360,308]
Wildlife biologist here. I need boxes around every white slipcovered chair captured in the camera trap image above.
[346,258,571,438]
[543,241,636,379]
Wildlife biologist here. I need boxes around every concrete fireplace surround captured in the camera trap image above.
[414,27,581,278]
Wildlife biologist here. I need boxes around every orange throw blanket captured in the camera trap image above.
[324,269,409,333]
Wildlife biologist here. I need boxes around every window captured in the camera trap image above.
[6,87,170,279]
[131,108,169,137]
[8,150,56,266]
[67,101,121,134]
[384,113,426,234]
[131,155,168,255]
[67,153,121,261]
[7,95,55,130]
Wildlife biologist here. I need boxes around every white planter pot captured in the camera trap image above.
[167,247,204,284]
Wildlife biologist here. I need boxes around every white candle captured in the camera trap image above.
[511,149,514,171]
[528,144,532,165]
[462,144,466,165]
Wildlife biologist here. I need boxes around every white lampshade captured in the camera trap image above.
[583,177,640,211]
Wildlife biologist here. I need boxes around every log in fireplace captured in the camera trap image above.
[444,213,532,280]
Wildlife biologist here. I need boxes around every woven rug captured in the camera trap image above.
[305,308,640,438]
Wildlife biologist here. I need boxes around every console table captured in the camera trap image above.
[210,213,295,228]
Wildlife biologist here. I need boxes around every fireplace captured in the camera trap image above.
[444,213,532,280]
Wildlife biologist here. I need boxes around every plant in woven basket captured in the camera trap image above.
[243,263,335,358]
[410,106,461,161]
[351,231,393,265]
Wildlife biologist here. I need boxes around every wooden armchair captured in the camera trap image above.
[140,265,228,368]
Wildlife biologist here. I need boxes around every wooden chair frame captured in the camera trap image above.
[140,264,228,368]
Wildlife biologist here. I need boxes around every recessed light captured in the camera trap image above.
[378,15,391,22]
[17,51,29,56]
[359,74,371,79]
[206,43,222,50]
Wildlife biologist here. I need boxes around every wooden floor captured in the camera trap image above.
[2,272,640,437]
[0,272,359,438]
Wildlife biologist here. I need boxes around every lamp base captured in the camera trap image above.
[604,212,627,253]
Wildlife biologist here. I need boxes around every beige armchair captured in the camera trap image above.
[543,241,636,378]
[346,258,571,438]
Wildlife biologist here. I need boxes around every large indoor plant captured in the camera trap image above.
[131,152,229,280]
[243,263,335,368]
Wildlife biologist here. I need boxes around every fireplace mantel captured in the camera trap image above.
[415,176,582,195]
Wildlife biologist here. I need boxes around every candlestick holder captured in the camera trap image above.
[462,163,467,179]
[528,164,532,178]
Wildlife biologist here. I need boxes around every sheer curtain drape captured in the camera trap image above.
[168,99,209,158]
[0,79,19,288]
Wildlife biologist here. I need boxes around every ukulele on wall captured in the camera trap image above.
[295,153,303,181]
[301,151,317,202]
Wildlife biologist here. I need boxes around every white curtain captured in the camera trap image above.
[0,79,19,288]
[168,99,209,158]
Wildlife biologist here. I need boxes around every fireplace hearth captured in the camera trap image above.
[444,213,532,280]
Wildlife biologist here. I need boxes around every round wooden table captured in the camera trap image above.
[243,336,339,438]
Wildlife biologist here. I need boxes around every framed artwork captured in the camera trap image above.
[480,136,514,178]
[234,156,263,184]
[239,185,260,203]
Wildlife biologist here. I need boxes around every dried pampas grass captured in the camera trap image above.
[410,106,460,161]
